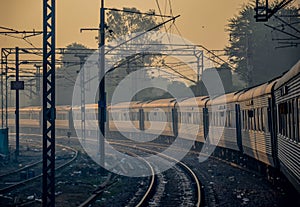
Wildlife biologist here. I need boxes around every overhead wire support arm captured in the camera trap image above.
[80,28,100,33]
[105,15,180,54]
[105,7,174,18]
[0,31,42,35]
[0,26,42,37]
[254,0,294,22]
[273,15,300,34]
[264,23,300,39]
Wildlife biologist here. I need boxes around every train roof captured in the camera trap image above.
[238,79,277,102]
[18,106,42,112]
[142,98,177,108]
[177,96,209,107]
[109,101,141,110]
[207,91,243,105]
[275,60,300,90]
[56,105,72,110]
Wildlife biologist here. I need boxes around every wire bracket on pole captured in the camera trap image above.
[254,0,293,22]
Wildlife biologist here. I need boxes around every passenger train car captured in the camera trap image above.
[6,60,300,193]
[238,79,278,167]
[274,61,300,192]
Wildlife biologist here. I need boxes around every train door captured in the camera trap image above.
[235,104,243,152]
[139,109,144,131]
[203,107,209,140]
[172,108,178,137]
[268,97,279,167]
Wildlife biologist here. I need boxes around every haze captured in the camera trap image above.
[0,0,251,50]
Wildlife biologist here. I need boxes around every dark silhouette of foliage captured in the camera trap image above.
[225,1,300,87]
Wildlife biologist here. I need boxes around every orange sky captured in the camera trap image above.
[0,0,256,50]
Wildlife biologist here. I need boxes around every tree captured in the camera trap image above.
[56,43,93,105]
[225,1,300,87]
[105,7,162,103]
[106,7,157,42]
[61,43,94,67]
[167,81,191,98]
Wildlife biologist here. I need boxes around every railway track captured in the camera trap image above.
[78,149,156,207]
[1,133,290,206]
[110,141,202,207]
[0,141,78,206]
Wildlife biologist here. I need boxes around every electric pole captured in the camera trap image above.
[98,0,106,168]
[15,47,19,158]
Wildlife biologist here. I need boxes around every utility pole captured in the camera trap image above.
[98,0,106,168]
[15,47,19,158]
[75,54,87,145]
[42,0,56,206]
[34,64,41,106]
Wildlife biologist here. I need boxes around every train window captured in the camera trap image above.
[184,112,188,123]
[244,110,248,130]
[180,112,185,123]
[290,100,294,140]
[180,112,186,123]
[298,98,300,142]
[231,110,236,128]
[278,103,287,137]
[242,110,245,130]
[193,112,197,124]
[248,110,254,118]
[160,112,166,122]
[192,112,200,125]
[247,110,252,130]
[214,112,217,126]
[166,112,170,122]
[283,104,288,136]
[261,108,265,132]
[279,102,288,115]
[256,108,260,131]
[288,101,292,139]
[200,112,203,124]
[133,112,137,121]
[226,111,231,127]
[288,99,297,142]
[188,112,192,124]
[253,109,256,130]
[198,112,202,125]
[286,102,290,138]
[246,110,249,130]
[293,99,298,142]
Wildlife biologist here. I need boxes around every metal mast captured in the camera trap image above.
[42,0,56,206]
[98,0,106,167]
[15,47,19,158]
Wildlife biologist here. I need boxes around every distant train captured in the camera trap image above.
[7,60,300,193]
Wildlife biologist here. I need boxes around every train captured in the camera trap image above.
[6,60,300,193]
